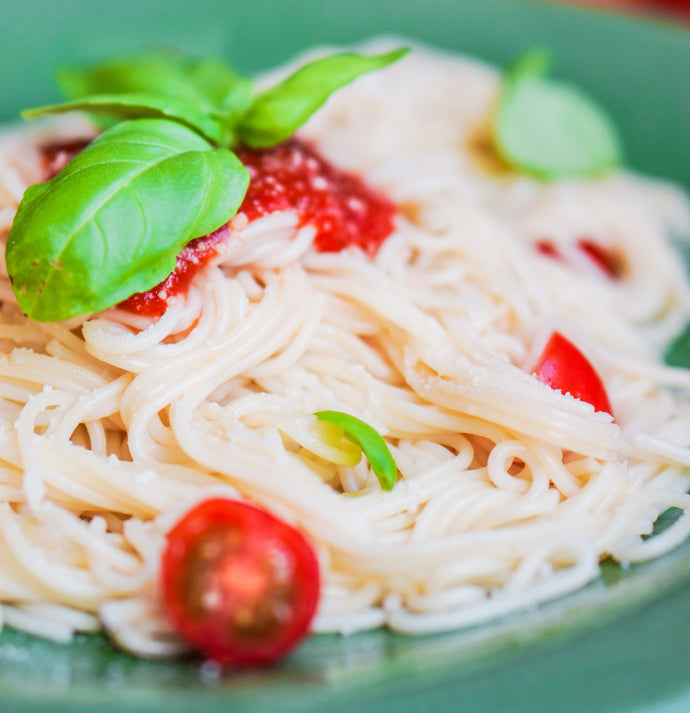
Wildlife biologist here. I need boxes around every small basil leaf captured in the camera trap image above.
[6,118,248,322]
[492,49,623,179]
[315,410,398,491]
[23,92,228,146]
[237,48,408,148]
[56,53,246,113]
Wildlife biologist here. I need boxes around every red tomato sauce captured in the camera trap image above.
[118,225,231,316]
[41,137,396,317]
[235,139,395,255]
[42,139,91,178]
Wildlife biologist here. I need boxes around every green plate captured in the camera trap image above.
[1,1,689,711]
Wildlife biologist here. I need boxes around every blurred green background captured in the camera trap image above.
[2,0,689,186]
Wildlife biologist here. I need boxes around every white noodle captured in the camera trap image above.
[0,43,688,657]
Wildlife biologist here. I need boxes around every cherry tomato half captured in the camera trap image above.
[160,498,320,667]
[533,332,613,416]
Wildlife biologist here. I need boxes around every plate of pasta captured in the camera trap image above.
[0,0,689,711]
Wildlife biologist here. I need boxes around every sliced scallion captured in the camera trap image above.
[314,410,398,491]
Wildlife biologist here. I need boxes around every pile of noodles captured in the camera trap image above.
[0,42,690,656]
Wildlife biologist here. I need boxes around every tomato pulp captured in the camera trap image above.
[121,139,396,316]
[118,226,230,316]
[236,138,395,255]
[160,498,320,667]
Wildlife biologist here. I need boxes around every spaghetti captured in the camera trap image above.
[0,42,689,657]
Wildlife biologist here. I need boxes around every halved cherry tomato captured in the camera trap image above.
[533,332,613,415]
[160,498,320,667]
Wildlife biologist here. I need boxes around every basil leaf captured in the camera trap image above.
[492,49,623,179]
[23,92,229,146]
[315,410,398,491]
[6,118,248,322]
[56,54,245,112]
[237,48,408,148]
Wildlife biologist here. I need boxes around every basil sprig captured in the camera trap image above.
[315,410,398,491]
[491,49,623,180]
[7,119,248,322]
[9,47,406,321]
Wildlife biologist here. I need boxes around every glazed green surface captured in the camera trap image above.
[1,539,690,713]
[1,1,689,711]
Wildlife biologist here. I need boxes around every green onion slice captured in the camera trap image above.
[314,410,398,491]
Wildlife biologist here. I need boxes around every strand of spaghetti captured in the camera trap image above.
[119,266,311,462]
[384,540,599,634]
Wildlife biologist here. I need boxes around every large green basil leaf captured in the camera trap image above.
[491,49,622,180]
[236,48,408,148]
[6,118,248,322]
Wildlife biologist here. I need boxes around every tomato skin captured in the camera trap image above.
[533,332,613,416]
[160,498,320,667]
[536,238,622,279]
[576,239,623,279]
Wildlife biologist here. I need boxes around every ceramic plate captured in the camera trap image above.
[1,1,689,711]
